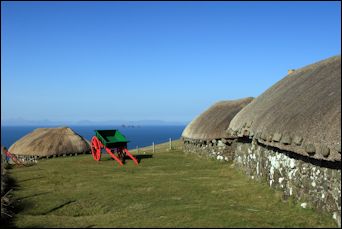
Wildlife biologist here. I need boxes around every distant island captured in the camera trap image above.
[121,124,141,128]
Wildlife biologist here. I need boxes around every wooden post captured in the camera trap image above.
[153,142,155,153]
[169,138,172,150]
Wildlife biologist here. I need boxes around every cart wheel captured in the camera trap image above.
[91,136,101,161]
[118,148,126,164]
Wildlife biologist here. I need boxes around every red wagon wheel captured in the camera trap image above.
[91,136,101,161]
[118,147,126,164]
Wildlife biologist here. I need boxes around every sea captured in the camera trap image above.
[1,125,186,150]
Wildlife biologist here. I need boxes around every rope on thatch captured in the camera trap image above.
[228,55,341,162]
[182,97,254,140]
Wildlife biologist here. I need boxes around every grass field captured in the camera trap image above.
[7,140,337,228]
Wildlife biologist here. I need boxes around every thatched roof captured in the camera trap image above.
[182,97,254,140]
[9,127,91,156]
[228,55,341,162]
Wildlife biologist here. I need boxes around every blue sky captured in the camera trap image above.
[1,1,341,124]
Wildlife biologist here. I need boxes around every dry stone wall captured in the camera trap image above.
[182,137,236,161]
[182,137,341,226]
[233,139,341,227]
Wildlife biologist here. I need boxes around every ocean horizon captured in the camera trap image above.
[1,125,186,150]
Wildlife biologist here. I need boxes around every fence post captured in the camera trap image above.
[169,138,172,150]
[153,142,155,153]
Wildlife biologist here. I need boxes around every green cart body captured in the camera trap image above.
[94,129,129,148]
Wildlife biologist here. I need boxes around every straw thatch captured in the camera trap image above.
[228,55,341,162]
[182,97,254,140]
[8,127,90,157]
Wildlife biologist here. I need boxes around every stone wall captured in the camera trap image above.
[182,137,236,161]
[182,137,341,226]
[9,151,91,165]
[233,139,341,227]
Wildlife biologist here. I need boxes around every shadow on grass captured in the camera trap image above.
[15,191,50,201]
[1,175,18,228]
[129,154,153,163]
[101,154,153,164]
[19,176,45,183]
[1,173,53,228]
[42,200,76,215]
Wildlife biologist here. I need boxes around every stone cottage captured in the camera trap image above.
[182,97,253,161]
[182,55,341,226]
[9,127,91,162]
[227,55,341,226]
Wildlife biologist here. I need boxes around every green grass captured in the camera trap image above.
[8,140,337,228]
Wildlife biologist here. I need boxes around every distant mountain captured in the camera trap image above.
[1,118,187,126]
[1,118,62,126]
[125,120,186,126]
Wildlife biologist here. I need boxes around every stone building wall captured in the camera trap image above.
[182,137,236,161]
[233,139,341,227]
[8,151,91,165]
[182,137,341,226]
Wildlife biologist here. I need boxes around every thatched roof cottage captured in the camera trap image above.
[9,127,90,158]
[226,55,341,226]
[182,97,253,160]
